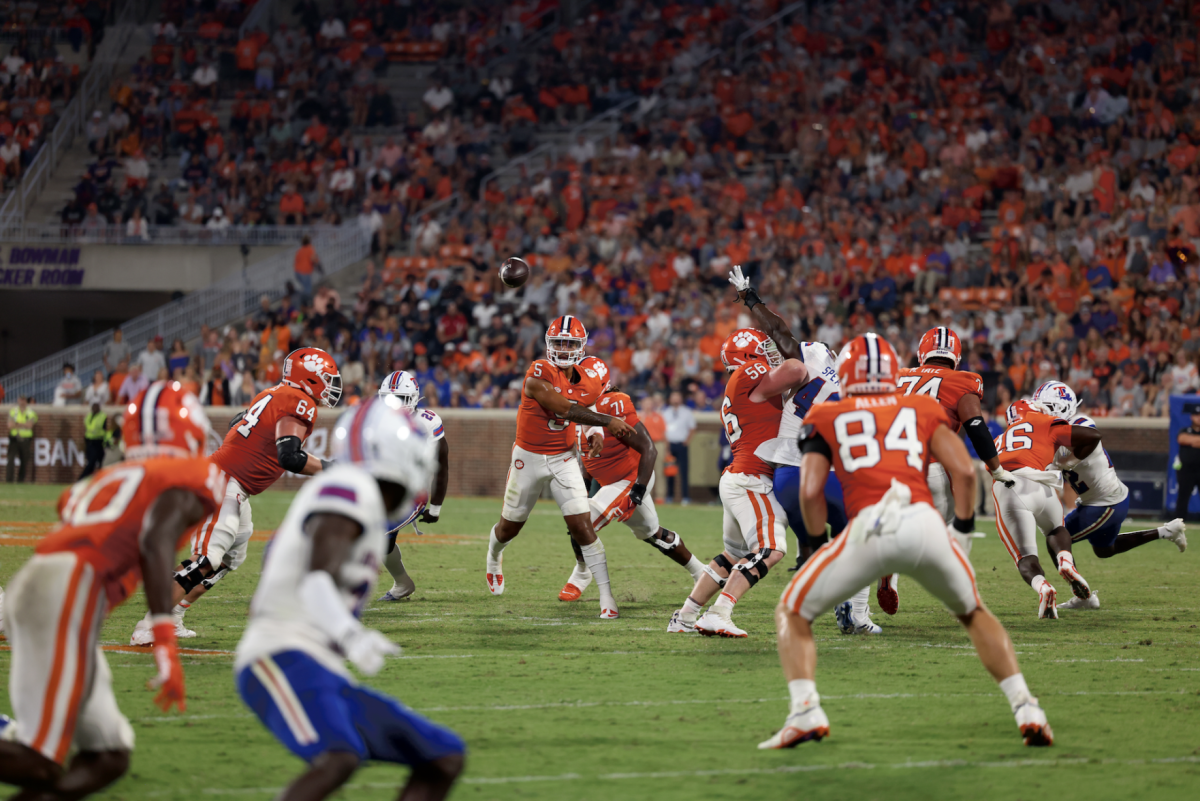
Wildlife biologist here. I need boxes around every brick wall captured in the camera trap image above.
[0,405,1172,490]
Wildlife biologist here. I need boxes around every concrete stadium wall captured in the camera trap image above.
[1,407,1173,500]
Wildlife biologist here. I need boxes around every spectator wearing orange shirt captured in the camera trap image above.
[280,185,306,225]
[293,234,321,301]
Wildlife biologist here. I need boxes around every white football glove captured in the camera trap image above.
[990,466,1017,488]
[728,264,750,293]
[342,628,400,676]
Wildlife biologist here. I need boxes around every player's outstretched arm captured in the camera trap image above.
[525,377,634,438]
[625,421,658,505]
[958,393,1015,487]
[277,416,330,475]
[303,513,399,675]
[930,424,977,524]
[420,438,451,523]
[139,488,207,712]
[749,359,809,402]
[728,264,801,360]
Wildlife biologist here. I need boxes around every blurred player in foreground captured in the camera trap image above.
[130,348,341,644]
[235,399,464,801]
[668,328,809,637]
[559,386,706,601]
[484,316,634,618]
[728,265,880,635]
[762,334,1052,749]
[993,399,1101,618]
[375,370,450,601]
[1031,382,1188,610]
[0,382,222,798]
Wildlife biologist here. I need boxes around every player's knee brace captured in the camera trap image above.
[647,529,680,551]
[173,557,213,593]
[201,566,230,590]
[703,553,735,587]
[733,549,774,588]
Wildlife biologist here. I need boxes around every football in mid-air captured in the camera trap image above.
[500,257,530,288]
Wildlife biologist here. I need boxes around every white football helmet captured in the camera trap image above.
[331,398,437,522]
[1032,381,1078,419]
[378,370,421,411]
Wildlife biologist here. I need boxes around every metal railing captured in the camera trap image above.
[0,226,371,403]
[735,1,807,66]
[0,223,344,247]
[0,0,151,231]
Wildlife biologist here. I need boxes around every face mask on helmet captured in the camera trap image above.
[546,336,585,367]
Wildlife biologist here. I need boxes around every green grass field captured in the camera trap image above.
[1,485,1199,801]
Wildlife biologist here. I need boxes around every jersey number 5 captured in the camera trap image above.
[832,408,923,472]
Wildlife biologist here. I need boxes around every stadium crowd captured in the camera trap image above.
[32,0,1200,422]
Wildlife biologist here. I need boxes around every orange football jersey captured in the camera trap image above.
[212,383,317,494]
[994,408,1073,471]
[516,359,605,454]
[802,394,948,519]
[723,360,784,476]
[583,392,641,485]
[896,366,983,433]
[39,457,226,608]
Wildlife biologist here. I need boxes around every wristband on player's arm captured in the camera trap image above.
[276,435,312,473]
[963,416,999,462]
[741,287,762,310]
[951,515,975,534]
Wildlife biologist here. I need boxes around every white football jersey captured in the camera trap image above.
[755,341,841,467]
[1053,415,1128,506]
[235,465,387,676]
[414,407,445,441]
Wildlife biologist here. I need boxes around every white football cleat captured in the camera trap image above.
[130,617,154,646]
[694,611,747,638]
[835,602,881,634]
[378,585,414,602]
[1037,582,1058,619]
[599,607,619,620]
[1014,701,1054,746]
[1057,593,1100,610]
[1056,557,1091,600]
[758,704,830,749]
[0,714,17,742]
[174,617,197,639]
[667,610,696,633]
[1161,519,1188,552]
[485,552,504,596]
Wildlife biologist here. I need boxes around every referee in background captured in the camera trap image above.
[1176,408,1200,521]
[6,396,37,483]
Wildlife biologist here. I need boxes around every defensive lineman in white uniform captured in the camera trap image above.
[1030,382,1188,610]
[235,399,464,801]
[376,371,451,601]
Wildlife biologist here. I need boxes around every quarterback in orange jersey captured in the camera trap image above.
[882,326,1018,614]
[761,334,1053,751]
[129,347,340,645]
[557,388,707,602]
[667,328,812,638]
[992,399,1103,619]
[485,316,635,618]
[0,382,225,799]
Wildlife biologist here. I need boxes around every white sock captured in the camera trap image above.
[712,591,737,618]
[579,540,615,608]
[568,562,592,584]
[383,547,408,585]
[683,555,706,582]
[850,586,870,620]
[787,678,819,712]
[1056,551,1075,571]
[681,596,703,624]
[1031,574,1048,595]
[172,600,191,618]
[999,673,1033,712]
[487,526,507,571]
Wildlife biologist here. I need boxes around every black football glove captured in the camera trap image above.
[629,482,647,507]
[418,509,440,524]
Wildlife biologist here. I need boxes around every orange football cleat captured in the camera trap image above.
[558,582,584,602]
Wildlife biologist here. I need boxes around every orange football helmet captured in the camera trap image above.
[720,328,782,371]
[123,381,214,459]
[917,326,962,368]
[1005,398,1052,426]
[546,315,588,367]
[283,347,342,407]
[836,332,900,395]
